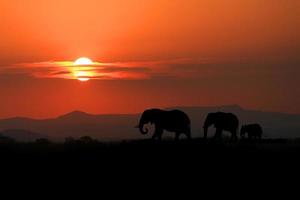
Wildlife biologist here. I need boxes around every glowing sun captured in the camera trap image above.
[74,57,93,66]
[73,57,93,81]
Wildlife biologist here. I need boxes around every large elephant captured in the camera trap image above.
[136,108,191,140]
[203,112,239,140]
[240,124,263,139]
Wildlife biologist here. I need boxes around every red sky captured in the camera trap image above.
[0,0,299,118]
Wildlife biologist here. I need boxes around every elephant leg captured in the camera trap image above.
[231,130,238,141]
[185,127,191,140]
[175,132,180,141]
[151,134,157,140]
[152,128,163,141]
[157,130,163,141]
[213,128,222,141]
[185,131,191,140]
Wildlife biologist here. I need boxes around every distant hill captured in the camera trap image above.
[0,129,46,142]
[0,111,139,141]
[0,105,299,141]
[0,133,15,143]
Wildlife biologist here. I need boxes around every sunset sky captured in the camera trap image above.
[0,0,299,118]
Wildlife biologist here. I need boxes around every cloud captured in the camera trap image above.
[95,66,151,73]
[51,71,70,75]
[1,58,220,81]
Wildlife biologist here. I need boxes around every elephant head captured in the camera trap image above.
[136,109,157,135]
[203,113,214,138]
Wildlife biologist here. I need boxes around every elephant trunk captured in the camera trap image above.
[138,119,149,135]
[139,124,148,135]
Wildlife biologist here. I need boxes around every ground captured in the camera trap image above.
[1,138,299,192]
[1,138,300,167]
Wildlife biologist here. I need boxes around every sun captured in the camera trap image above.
[73,57,94,81]
[74,57,93,66]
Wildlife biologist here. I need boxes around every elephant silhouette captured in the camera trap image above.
[136,108,191,140]
[203,112,239,141]
[240,124,263,139]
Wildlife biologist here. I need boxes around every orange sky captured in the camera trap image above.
[0,0,299,118]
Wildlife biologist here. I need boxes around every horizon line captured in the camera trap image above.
[1,104,299,121]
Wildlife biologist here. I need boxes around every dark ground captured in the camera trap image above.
[1,138,299,194]
[1,138,300,169]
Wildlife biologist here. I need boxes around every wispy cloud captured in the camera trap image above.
[0,58,215,81]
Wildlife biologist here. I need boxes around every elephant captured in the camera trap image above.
[203,112,239,141]
[240,124,263,139]
[136,108,191,140]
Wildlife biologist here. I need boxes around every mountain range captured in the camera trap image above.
[0,105,299,141]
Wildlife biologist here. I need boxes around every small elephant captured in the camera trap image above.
[203,112,239,141]
[240,124,263,139]
[136,108,191,140]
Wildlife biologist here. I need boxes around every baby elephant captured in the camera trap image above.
[240,124,263,139]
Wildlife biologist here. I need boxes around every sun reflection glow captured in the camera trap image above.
[73,57,94,81]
